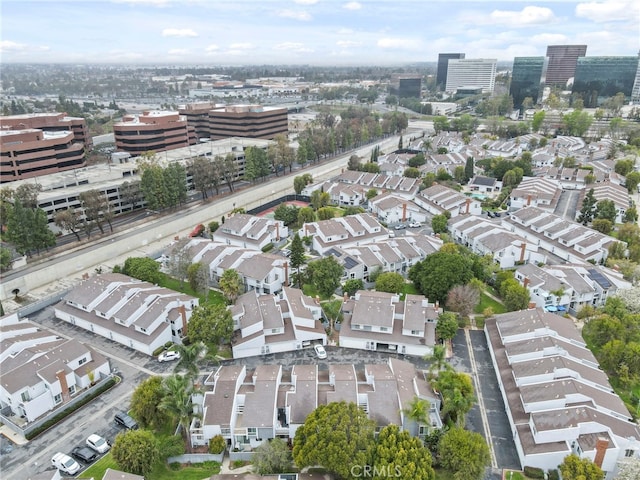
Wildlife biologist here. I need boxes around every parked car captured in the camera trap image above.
[394,224,406,230]
[487,211,495,218]
[281,248,291,257]
[158,350,181,362]
[114,411,138,430]
[86,434,110,454]
[51,452,81,475]
[408,221,421,228]
[314,344,327,359]
[71,446,98,464]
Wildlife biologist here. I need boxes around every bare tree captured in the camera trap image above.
[446,284,480,318]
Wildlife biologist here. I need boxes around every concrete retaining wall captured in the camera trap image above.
[167,453,224,464]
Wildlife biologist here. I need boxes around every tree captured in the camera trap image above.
[625,171,640,194]
[220,153,239,193]
[343,278,364,297]
[167,239,192,289]
[122,257,162,284]
[366,188,378,200]
[615,159,635,176]
[273,204,299,226]
[372,424,435,480]
[347,154,362,171]
[293,173,313,194]
[437,427,490,480]
[293,401,376,480]
[531,110,546,133]
[140,164,167,211]
[558,454,604,480]
[79,189,108,234]
[436,312,459,341]
[310,189,330,210]
[446,284,480,318]
[120,180,143,211]
[562,110,593,137]
[409,252,474,304]
[433,116,450,134]
[577,188,597,225]
[111,429,159,477]
[375,272,405,294]
[190,156,215,199]
[297,206,316,225]
[431,214,448,234]
[501,279,530,311]
[434,370,475,427]
[0,247,11,273]
[289,233,306,287]
[402,395,429,427]
[592,218,613,234]
[130,376,165,429]
[253,438,293,475]
[14,183,41,208]
[219,268,243,304]
[307,256,343,298]
[54,208,82,241]
[595,199,617,224]
[245,147,271,183]
[616,457,640,480]
[187,262,209,299]
[317,206,335,220]
[464,157,474,182]
[6,201,56,256]
[174,341,207,379]
[164,163,187,207]
[159,374,196,438]
[186,303,233,347]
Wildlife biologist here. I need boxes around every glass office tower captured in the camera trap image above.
[572,56,639,107]
[437,53,465,90]
[545,45,587,87]
[510,57,547,111]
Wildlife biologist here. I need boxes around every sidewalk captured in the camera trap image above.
[218,453,253,475]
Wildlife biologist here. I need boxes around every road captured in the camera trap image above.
[553,189,580,220]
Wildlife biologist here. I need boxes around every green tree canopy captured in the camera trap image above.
[374,272,405,294]
[122,257,162,284]
[253,438,293,475]
[436,312,459,341]
[219,268,243,304]
[431,214,448,234]
[343,278,364,297]
[409,252,474,304]
[371,424,435,480]
[434,370,475,427]
[187,303,233,347]
[558,454,604,480]
[306,256,343,298]
[293,401,376,480]
[437,427,490,480]
[111,429,159,477]
[130,376,165,429]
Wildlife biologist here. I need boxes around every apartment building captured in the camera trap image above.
[113,110,196,155]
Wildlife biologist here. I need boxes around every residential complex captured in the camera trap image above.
[445,58,497,94]
[113,110,197,155]
[545,45,587,87]
[485,309,640,477]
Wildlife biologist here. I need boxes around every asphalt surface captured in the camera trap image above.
[3,305,521,479]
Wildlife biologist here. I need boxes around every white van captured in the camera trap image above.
[52,452,81,475]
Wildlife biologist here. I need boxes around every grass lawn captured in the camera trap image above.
[475,291,507,315]
[401,283,419,296]
[302,283,332,301]
[79,453,220,480]
[434,468,457,480]
[159,275,225,306]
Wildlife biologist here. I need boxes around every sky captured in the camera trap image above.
[1,0,639,65]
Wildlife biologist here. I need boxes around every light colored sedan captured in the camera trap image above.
[86,434,111,454]
[314,344,327,359]
[158,350,181,362]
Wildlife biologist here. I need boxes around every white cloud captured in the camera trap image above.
[277,9,312,21]
[0,40,49,54]
[488,6,556,26]
[343,2,362,10]
[105,50,144,61]
[336,40,361,48]
[168,48,189,55]
[531,33,568,45]
[111,0,170,6]
[377,37,421,50]
[336,28,354,35]
[575,1,633,22]
[229,43,252,50]
[205,44,220,52]
[294,0,318,4]
[274,42,313,53]
[162,28,198,37]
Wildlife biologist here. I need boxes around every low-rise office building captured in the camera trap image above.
[113,110,196,155]
[0,112,91,149]
[208,105,288,140]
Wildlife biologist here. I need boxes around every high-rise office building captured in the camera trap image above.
[437,53,465,90]
[445,58,497,94]
[390,75,422,98]
[510,57,547,110]
[631,52,640,105]
[572,56,639,107]
[545,45,587,87]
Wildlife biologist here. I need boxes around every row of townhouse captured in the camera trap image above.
[212,213,288,250]
[0,314,111,423]
[509,177,563,211]
[514,263,630,314]
[368,192,427,225]
[54,273,198,356]
[414,184,483,217]
[579,181,632,224]
[189,357,442,450]
[502,206,621,264]
[485,309,640,479]
[229,287,326,358]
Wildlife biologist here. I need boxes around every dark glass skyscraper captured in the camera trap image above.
[545,45,587,87]
[437,53,465,90]
[572,56,639,107]
[510,57,547,110]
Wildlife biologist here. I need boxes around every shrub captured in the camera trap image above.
[261,243,274,252]
[523,466,545,479]
[209,435,226,454]
[547,469,559,480]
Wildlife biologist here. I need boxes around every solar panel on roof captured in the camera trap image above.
[587,269,611,289]
[343,257,359,270]
[326,248,342,257]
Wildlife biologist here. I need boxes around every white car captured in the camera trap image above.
[51,452,81,475]
[158,350,181,362]
[408,221,421,228]
[86,434,111,454]
[314,344,327,359]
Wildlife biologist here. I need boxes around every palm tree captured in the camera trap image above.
[174,342,207,380]
[424,344,451,380]
[159,374,197,441]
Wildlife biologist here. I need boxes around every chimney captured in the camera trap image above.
[179,305,187,337]
[526,194,532,206]
[523,277,530,288]
[402,203,407,222]
[465,198,471,214]
[276,222,280,242]
[528,302,537,309]
[343,291,349,301]
[284,261,289,286]
[315,295,320,304]
[174,235,180,241]
[304,224,309,237]
[56,370,71,402]
[593,437,609,468]
[520,242,527,263]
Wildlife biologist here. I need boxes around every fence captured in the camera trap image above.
[246,194,311,216]
[16,288,73,319]
[167,453,224,464]
[228,451,255,462]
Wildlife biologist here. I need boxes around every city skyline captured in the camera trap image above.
[1,0,639,66]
